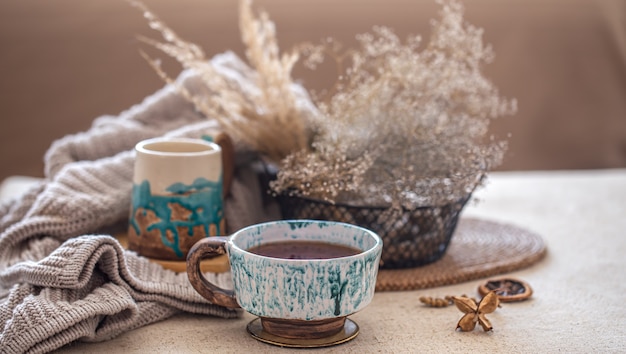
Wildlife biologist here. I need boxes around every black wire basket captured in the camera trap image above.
[277,193,472,269]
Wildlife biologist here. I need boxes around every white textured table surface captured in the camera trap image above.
[11,169,619,353]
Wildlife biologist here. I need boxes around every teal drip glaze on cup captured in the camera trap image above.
[227,220,382,321]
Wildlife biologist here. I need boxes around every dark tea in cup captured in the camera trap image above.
[247,241,361,260]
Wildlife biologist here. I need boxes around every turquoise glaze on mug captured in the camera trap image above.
[128,137,224,261]
[227,220,383,320]
[129,176,223,258]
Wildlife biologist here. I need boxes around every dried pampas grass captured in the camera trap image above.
[131,0,309,163]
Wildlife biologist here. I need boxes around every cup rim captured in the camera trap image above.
[135,137,220,157]
[229,219,383,262]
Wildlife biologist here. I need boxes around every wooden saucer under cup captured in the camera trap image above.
[246,317,359,348]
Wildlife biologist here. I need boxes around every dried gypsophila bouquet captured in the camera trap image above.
[272,0,517,210]
[133,0,516,211]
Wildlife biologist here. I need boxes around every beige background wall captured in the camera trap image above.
[1,0,625,182]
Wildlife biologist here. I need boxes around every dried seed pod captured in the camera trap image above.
[453,296,477,314]
[419,296,452,307]
[478,313,493,332]
[453,291,499,332]
[456,294,478,306]
[457,313,478,332]
[478,291,500,314]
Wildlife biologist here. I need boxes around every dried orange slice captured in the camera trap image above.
[478,277,533,302]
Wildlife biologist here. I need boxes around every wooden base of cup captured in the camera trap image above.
[261,317,346,339]
[246,317,359,348]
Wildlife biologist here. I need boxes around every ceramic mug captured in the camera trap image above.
[128,137,228,261]
[186,220,383,339]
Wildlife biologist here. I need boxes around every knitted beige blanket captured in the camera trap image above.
[0,53,292,354]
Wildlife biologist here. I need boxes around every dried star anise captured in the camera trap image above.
[453,291,499,332]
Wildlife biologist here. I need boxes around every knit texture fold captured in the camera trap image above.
[0,52,290,353]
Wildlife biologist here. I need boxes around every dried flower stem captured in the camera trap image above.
[131,0,310,163]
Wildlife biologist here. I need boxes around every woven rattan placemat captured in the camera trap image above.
[375,218,547,291]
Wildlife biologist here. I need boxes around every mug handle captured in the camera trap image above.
[205,131,234,198]
[186,237,239,309]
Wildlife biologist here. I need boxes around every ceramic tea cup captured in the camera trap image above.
[186,220,383,340]
[128,137,229,261]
